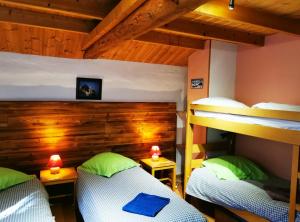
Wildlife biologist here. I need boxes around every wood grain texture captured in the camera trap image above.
[0,23,196,65]
[193,0,300,36]
[98,39,197,66]
[184,12,275,36]
[137,31,205,50]
[235,0,300,19]
[0,23,85,58]
[0,0,299,65]
[0,102,177,174]
[82,0,146,50]
[0,5,98,33]
[158,19,265,46]
[0,0,120,20]
[84,0,207,58]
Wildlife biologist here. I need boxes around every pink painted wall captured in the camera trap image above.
[235,33,300,179]
[187,41,211,144]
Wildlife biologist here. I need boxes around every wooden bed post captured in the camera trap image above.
[289,144,300,222]
[184,102,194,198]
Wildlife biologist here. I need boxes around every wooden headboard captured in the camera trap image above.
[0,102,176,174]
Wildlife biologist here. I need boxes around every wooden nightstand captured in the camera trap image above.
[40,167,78,205]
[140,157,176,191]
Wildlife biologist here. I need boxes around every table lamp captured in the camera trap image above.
[151,145,161,161]
[48,154,62,174]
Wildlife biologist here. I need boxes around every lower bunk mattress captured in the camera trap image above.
[77,166,207,222]
[0,178,54,222]
[186,167,300,222]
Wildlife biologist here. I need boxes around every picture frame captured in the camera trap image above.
[191,78,204,89]
[76,77,102,100]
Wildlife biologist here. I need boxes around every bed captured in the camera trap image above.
[0,178,54,222]
[187,167,300,222]
[77,166,207,222]
[184,98,300,222]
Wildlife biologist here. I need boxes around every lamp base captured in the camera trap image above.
[151,155,159,161]
[50,167,60,174]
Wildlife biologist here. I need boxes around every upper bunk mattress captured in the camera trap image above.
[0,178,54,222]
[77,166,207,222]
[194,111,300,131]
[186,167,300,222]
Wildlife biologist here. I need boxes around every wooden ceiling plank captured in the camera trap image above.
[137,31,205,49]
[0,0,119,20]
[82,0,146,50]
[0,6,204,50]
[84,0,209,59]
[156,19,265,46]
[0,5,97,33]
[194,0,300,35]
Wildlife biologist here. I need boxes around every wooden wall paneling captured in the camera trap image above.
[0,102,177,174]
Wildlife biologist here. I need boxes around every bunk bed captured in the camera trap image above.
[184,99,300,222]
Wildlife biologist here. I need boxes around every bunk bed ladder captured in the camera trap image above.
[289,145,300,222]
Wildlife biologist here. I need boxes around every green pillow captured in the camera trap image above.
[203,155,268,181]
[79,152,139,177]
[0,167,35,191]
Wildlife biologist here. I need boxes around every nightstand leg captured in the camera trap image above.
[172,166,176,191]
[73,181,76,206]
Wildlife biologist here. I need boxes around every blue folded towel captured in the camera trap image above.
[122,192,170,217]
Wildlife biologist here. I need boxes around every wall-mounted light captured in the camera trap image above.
[229,0,234,10]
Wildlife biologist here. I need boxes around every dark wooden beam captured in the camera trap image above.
[157,19,265,46]
[0,5,97,33]
[0,7,96,33]
[0,0,119,19]
[0,6,203,50]
[137,31,205,49]
[82,0,146,50]
[195,0,300,36]
[84,0,209,59]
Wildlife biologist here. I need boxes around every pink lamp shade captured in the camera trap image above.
[48,154,62,174]
[151,145,161,161]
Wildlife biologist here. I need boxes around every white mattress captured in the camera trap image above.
[77,167,206,222]
[194,111,300,131]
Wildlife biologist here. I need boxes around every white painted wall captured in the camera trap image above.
[0,52,186,174]
[209,40,237,98]
[208,40,237,142]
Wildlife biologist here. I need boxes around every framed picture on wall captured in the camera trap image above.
[191,78,204,89]
[76,77,102,100]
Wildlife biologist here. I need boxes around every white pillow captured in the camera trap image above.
[252,102,300,112]
[192,97,248,108]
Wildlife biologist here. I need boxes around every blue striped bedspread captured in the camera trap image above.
[186,167,300,222]
[77,166,207,222]
[0,178,54,222]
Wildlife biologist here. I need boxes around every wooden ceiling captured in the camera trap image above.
[0,0,299,66]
